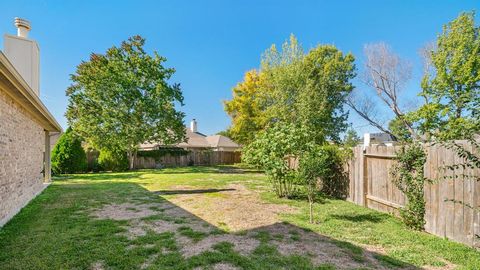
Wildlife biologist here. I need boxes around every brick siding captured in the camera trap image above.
[0,88,45,226]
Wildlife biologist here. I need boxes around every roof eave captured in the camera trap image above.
[0,51,62,132]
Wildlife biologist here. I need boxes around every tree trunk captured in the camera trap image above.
[127,150,136,170]
[309,199,313,224]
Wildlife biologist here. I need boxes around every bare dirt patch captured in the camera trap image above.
[166,183,297,232]
[90,261,105,270]
[193,262,241,270]
[212,263,241,270]
[91,203,161,220]
[252,223,387,269]
[178,234,259,258]
[90,184,420,269]
[140,253,159,270]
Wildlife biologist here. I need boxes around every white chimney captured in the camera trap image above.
[3,17,40,95]
[14,17,31,38]
[363,133,371,150]
[190,119,198,133]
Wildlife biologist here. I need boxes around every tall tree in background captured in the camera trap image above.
[261,35,356,142]
[416,11,480,140]
[415,12,480,219]
[66,36,185,169]
[225,35,356,143]
[347,43,419,140]
[343,128,360,148]
[224,70,268,145]
[238,35,356,201]
[298,45,356,142]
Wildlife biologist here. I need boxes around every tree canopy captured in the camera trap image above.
[415,11,480,140]
[65,35,185,169]
[224,70,268,145]
[225,35,356,144]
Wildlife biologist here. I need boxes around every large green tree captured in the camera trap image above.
[261,35,356,142]
[416,11,480,140]
[66,36,185,169]
[414,12,480,220]
[225,35,356,144]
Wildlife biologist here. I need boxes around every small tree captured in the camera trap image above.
[242,123,315,198]
[66,36,185,170]
[297,146,324,223]
[298,145,348,223]
[51,127,87,174]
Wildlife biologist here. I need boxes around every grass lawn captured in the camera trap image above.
[0,166,479,270]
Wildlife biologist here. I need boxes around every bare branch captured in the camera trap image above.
[351,42,420,140]
[346,92,395,137]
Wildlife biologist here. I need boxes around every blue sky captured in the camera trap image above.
[1,0,479,136]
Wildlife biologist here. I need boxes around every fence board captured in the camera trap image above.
[134,151,241,169]
[346,141,479,247]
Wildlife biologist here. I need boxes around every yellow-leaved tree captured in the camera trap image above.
[224,70,268,145]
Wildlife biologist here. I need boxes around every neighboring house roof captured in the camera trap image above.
[205,135,240,148]
[140,125,240,150]
[0,51,61,132]
[177,129,211,148]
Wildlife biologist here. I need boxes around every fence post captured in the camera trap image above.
[362,147,368,207]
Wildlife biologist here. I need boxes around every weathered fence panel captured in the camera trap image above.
[346,142,479,248]
[134,151,241,169]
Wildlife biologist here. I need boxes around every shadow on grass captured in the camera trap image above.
[154,188,236,195]
[6,170,421,269]
[328,212,387,223]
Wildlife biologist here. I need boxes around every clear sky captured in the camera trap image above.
[1,0,479,136]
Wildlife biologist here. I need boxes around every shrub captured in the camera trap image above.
[391,143,427,230]
[242,123,314,198]
[98,149,129,172]
[298,145,348,223]
[51,127,87,174]
[318,145,349,199]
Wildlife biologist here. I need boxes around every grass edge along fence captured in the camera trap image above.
[346,141,479,248]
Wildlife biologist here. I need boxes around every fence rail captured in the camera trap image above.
[346,142,479,248]
[134,151,241,169]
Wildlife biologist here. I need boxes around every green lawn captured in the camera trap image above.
[0,166,479,270]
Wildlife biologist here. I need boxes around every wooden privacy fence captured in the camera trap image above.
[347,142,479,247]
[134,151,241,169]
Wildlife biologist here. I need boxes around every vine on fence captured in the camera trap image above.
[390,143,427,230]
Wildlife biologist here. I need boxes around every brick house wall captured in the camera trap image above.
[0,19,61,227]
[0,88,46,226]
